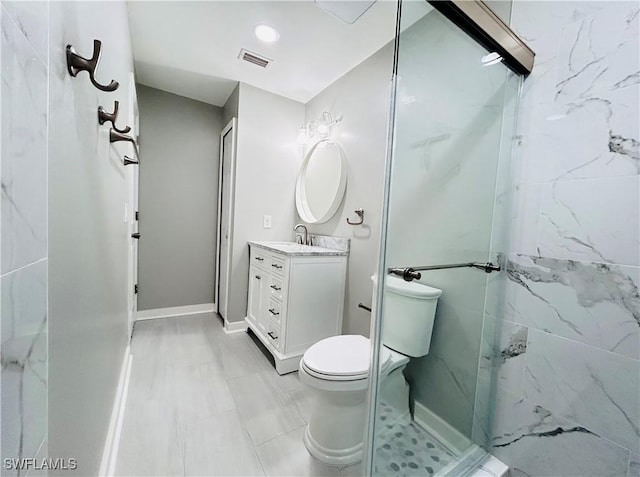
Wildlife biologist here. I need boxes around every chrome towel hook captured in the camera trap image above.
[66,39,119,92]
[98,101,131,134]
[346,208,364,225]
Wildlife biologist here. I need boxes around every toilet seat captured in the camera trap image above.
[300,335,394,382]
[303,335,369,379]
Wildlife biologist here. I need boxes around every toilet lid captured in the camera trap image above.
[303,335,391,378]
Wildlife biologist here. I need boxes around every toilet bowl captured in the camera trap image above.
[298,335,410,465]
[299,276,442,465]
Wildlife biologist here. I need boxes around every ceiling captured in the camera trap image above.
[127,1,426,106]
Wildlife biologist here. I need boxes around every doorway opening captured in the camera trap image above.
[215,118,238,325]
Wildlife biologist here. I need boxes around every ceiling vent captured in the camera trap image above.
[238,49,273,68]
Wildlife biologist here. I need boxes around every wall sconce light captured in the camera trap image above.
[297,111,342,144]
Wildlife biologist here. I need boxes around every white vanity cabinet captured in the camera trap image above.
[246,241,348,374]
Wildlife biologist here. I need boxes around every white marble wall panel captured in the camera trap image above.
[512,1,639,184]
[491,2,640,473]
[505,254,640,360]
[473,316,528,448]
[1,261,47,476]
[480,319,528,396]
[554,4,639,106]
[538,176,639,266]
[523,329,640,454]
[1,1,48,473]
[491,389,630,477]
[507,184,543,256]
[1,1,48,65]
[518,87,639,184]
[1,5,47,275]
[630,452,640,477]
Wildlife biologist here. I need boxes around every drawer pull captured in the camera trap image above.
[255,257,264,261]
[271,264,283,269]
[267,331,278,340]
[255,275,261,280]
[268,308,280,316]
[270,285,281,291]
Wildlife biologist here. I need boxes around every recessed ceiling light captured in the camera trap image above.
[254,25,280,43]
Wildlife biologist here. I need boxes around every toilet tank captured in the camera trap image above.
[373,275,442,357]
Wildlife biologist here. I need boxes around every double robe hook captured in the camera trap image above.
[98,101,130,134]
[110,130,140,166]
[109,129,137,146]
[66,39,119,92]
[98,100,138,151]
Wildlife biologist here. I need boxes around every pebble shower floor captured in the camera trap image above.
[374,401,455,477]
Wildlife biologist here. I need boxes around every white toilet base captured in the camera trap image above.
[303,425,363,466]
[302,386,367,465]
[299,344,413,466]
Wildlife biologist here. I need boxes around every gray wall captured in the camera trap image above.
[225,83,305,323]
[222,83,239,127]
[47,1,135,474]
[221,46,394,333]
[1,0,49,467]
[302,43,394,337]
[137,85,223,310]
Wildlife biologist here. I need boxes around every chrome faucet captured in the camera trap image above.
[294,224,308,245]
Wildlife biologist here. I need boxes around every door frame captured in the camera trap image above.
[127,73,140,339]
[214,117,238,320]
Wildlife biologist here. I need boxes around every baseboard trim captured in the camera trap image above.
[99,346,133,476]
[135,303,215,321]
[413,401,472,456]
[224,319,248,334]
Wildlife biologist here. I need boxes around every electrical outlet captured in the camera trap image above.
[263,215,272,228]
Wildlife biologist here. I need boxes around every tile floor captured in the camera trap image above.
[114,313,362,477]
[373,402,454,477]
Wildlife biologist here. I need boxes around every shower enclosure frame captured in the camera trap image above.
[363,1,534,474]
[430,1,534,75]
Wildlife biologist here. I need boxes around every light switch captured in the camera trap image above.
[263,215,272,228]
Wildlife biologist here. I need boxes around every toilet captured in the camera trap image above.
[298,275,442,465]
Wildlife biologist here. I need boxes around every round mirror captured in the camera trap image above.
[295,139,347,224]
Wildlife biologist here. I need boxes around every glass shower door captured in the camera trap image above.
[367,2,521,475]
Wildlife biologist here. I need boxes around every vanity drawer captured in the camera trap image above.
[251,248,268,267]
[268,276,284,300]
[270,255,286,276]
[266,320,282,352]
[266,298,282,325]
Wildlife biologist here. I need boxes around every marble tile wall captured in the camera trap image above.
[0,1,49,475]
[486,2,640,475]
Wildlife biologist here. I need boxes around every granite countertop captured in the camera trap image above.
[249,241,349,256]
